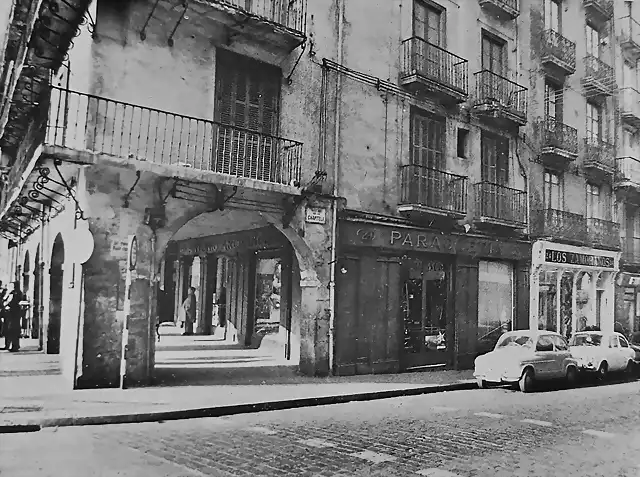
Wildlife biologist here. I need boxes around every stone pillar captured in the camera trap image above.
[298,274,330,377]
[601,272,615,334]
[571,272,579,338]
[529,266,540,331]
[196,254,207,335]
[588,271,600,329]
[555,271,562,333]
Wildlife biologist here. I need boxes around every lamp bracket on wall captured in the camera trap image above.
[123,170,141,208]
[281,170,327,228]
[52,159,86,220]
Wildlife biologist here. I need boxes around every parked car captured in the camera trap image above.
[568,331,636,380]
[474,330,578,393]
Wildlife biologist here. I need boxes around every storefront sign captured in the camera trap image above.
[340,221,530,260]
[305,207,326,225]
[177,227,285,256]
[544,249,615,269]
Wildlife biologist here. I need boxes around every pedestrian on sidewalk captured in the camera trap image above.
[4,281,24,352]
[182,286,196,336]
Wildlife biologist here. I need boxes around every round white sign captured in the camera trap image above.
[72,227,95,264]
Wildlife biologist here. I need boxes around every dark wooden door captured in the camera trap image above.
[401,256,451,370]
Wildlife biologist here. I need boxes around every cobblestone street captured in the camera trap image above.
[2,379,640,477]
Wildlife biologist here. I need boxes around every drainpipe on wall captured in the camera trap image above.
[328,0,345,375]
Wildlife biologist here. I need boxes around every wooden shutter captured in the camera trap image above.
[214,50,281,181]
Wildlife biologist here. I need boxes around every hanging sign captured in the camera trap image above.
[71,227,95,264]
[305,207,326,225]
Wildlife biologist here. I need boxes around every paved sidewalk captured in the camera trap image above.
[0,333,476,432]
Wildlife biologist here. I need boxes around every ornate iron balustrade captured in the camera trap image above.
[616,156,640,187]
[400,165,468,215]
[400,37,469,95]
[474,70,527,119]
[622,237,640,265]
[531,208,587,243]
[538,118,578,154]
[587,218,620,249]
[45,86,303,186]
[583,0,614,20]
[478,0,519,18]
[541,29,576,72]
[474,181,527,226]
[216,0,307,34]
[583,55,615,88]
[584,138,615,173]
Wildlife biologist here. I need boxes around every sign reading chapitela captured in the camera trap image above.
[544,249,615,269]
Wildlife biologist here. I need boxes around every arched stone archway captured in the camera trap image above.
[48,234,65,355]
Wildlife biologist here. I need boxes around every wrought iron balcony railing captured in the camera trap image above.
[400,37,469,97]
[538,118,579,155]
[622,237,640,265]
[541,29,576,73]
[399,165,468,216]
[474,181,527,226]
[531,208,587,243]
[583,0,614,20]
[583,55,615,95]
[587,218,620,249]
[218,0,307,34]
[473,70,527,120]
[45,86,303,186]
[615,156,640,189]
[478,0,519,19]
[584,138,615,173]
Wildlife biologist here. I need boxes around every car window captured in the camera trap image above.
[619,336,630,348]
[609,336,619,348]
[536,335,554,352]
[570,334,602,346]
[552,335,568,351]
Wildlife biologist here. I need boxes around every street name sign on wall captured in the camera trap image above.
[544,249,615,269]
[305,207,326,225]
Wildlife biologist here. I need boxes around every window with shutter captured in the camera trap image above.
[481,33,506,76]
[214,50,282,182]
[481,132,509,184]
[409,110,446,208]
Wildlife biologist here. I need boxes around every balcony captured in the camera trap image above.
[622,237,640,267]
[583,138,615,180]
[45,87,303,191]
[398,165,468,220]
[472,70,528,126]
[582,56,616,97]
[620,88,640,128]
[400,37,469,103]
[587,218,620,250]
[621,15,640,60]
[541,30,576,75]
[615,156,640,198]
[583,0,614,23]
[189,0,307,52]
[478,0,519,20]
[536,118,579,168]
[531,209,587,244]
[474,182,527,229]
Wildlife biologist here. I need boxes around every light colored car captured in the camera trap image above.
[568,331,636,379]
[474,330,578,393]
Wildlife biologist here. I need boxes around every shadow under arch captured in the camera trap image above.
[48,233,65,355]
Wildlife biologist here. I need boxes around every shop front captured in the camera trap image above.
[163,226,296,356]
[335,219,532,375]
[615,272,640,339]
[530,241,620,338]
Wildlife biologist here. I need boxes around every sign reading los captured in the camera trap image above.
[544,249,615,269]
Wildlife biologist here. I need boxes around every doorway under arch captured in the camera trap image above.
[48,234,65,355]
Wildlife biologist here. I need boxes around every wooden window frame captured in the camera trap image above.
[413,0,446,47]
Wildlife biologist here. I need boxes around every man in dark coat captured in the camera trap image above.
[4,281,23,352]
[181,286,197,336]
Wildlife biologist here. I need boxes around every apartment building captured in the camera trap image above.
[615,0,640,339]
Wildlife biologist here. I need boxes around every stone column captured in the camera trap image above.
[555,271,562,333]
[601,272,615,334]
[529,265,541,331]
[588,271,600,329]
[571,272,579,338]
[298,273,330,377]
[196,254,207,335]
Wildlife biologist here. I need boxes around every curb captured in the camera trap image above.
[0,381,478,433]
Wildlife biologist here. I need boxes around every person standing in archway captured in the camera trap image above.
[4,281,24,352]
[182,286,197,336]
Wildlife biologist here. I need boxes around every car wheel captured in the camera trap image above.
[625,360,635,379]
[597,362,608,381]
[476,378,486,389]
[519,368,535,393]
[565,366,578,388]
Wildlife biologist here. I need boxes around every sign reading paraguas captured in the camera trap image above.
[340,222,530,259]
[544,249,615,269]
